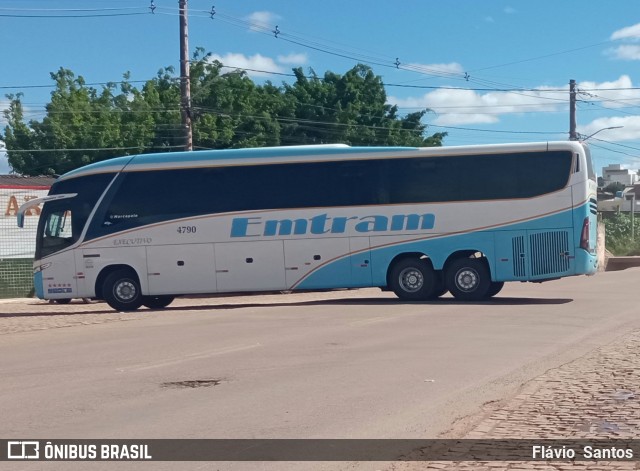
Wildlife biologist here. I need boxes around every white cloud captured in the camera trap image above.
[277,53,308,65]
[504,6,516,14]
[578,75,640,109]
[578,116,640,142]
[611,23,640,41]
[388,75,640,126]
[0,99,8,127]
[484,16,495,23]
[208,53,285,77]
[388,86,562,126]
[609,23,640,61]
[245,11,280,32]
[607,44,640,61]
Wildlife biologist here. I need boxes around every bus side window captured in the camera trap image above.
[574,153,580,173]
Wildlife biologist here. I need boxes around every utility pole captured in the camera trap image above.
[569,79,577,141]
[179,0,193,151]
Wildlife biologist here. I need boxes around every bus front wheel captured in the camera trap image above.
[103,269,143,312]
[484,281,504,299]
[389,258,437,300]
[445,258,491,301]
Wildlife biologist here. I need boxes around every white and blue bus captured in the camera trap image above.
[18,141,598,311]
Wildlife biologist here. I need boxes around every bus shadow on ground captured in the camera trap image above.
[161,296,573,312]
[0,308,119,317]
[0,296,572,318]
[430,296,573,306]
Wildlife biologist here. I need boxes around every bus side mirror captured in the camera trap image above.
[17,212,25,228]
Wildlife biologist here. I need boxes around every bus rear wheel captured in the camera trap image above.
[389,258,437,300]
[445,258,491,301]
[142,296,175,309]
[103,269,143,312]
[484,281,504,299]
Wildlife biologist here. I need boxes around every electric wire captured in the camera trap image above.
[1,2,638,160]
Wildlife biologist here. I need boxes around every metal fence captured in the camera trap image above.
[1,186,48,298]
[0,257,34,298]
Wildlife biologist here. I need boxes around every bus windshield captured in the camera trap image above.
[36,173,116,259]
[38,204,76,258]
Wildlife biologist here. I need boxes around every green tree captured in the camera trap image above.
[2,59,445,176]
[282,64,444,147]
[603,182,626,194]
[2,93,41,173]
[190,50,284,149]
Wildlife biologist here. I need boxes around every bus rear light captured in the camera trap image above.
[580,217,590,251]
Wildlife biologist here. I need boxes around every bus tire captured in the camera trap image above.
[142,296,175,309]
[103,269,143,312]
[389,258,437,300]
[446,258,491,301]
[53,298,72,305]
[428,272,448,299]
[484,281,504,299]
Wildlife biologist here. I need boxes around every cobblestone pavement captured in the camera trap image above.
[394,330,640,470]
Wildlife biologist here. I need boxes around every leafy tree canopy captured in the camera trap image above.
[603,182,627,194]
[2,54,445,176]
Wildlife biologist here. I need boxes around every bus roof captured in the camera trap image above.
[58,141,586,181]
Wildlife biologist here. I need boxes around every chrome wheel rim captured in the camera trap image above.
[399,267,423,293]
[115,280,137,302]
[456,268,479,292]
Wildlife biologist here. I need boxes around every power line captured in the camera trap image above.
[0,5,150,18]
[385,83,565,92]
[0,12,149,18]
[2,1,628,100]
[425,124,565,135]
[591,137,640,153]
[6,145,184,153]
[589,142,640,160]
[0,7,146,12]
[467,41,614,73]
[1,4,636,153]
[154,6,472,82]
[0,79,158,90]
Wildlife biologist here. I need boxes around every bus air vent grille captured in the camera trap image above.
[529,230,570,276]
[511,236,526,277]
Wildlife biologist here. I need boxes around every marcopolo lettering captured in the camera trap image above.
[231,213,436,237]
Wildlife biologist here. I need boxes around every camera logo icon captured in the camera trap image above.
[7,441,40,460]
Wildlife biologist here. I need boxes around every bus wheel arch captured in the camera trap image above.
[387,253,441,300]
[444,251,492,301]
[96,265,143,312]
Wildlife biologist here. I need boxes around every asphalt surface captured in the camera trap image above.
[2,268,640,470]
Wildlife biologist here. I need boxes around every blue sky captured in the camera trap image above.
[1,0,639,174]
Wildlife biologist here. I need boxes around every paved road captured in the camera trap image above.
[2,269,640,470]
